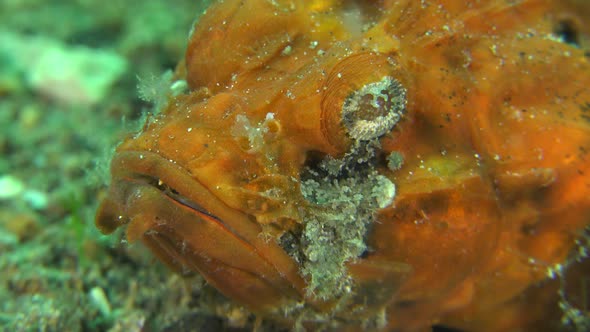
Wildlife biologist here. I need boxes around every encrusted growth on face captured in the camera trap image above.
[298,140,397,300]
[294,76,406,300]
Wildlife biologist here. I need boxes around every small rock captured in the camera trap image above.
[0,210,40,242]
[89,287,112,317]
[23,189,49,210]
[0,30,128,106]
[0,175,25,199]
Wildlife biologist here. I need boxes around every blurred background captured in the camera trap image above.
[0,1,260,331]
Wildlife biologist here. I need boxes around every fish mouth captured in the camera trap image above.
[131,172,223,225]
[95,150,235,237]
[95,151,305,312]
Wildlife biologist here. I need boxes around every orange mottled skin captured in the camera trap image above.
[96,0,590,331]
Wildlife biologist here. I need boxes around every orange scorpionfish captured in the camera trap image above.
[96,0,590,331]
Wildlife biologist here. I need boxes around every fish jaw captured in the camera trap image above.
[95,150,306,314]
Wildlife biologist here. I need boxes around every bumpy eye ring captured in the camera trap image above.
[320,53,407,152]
